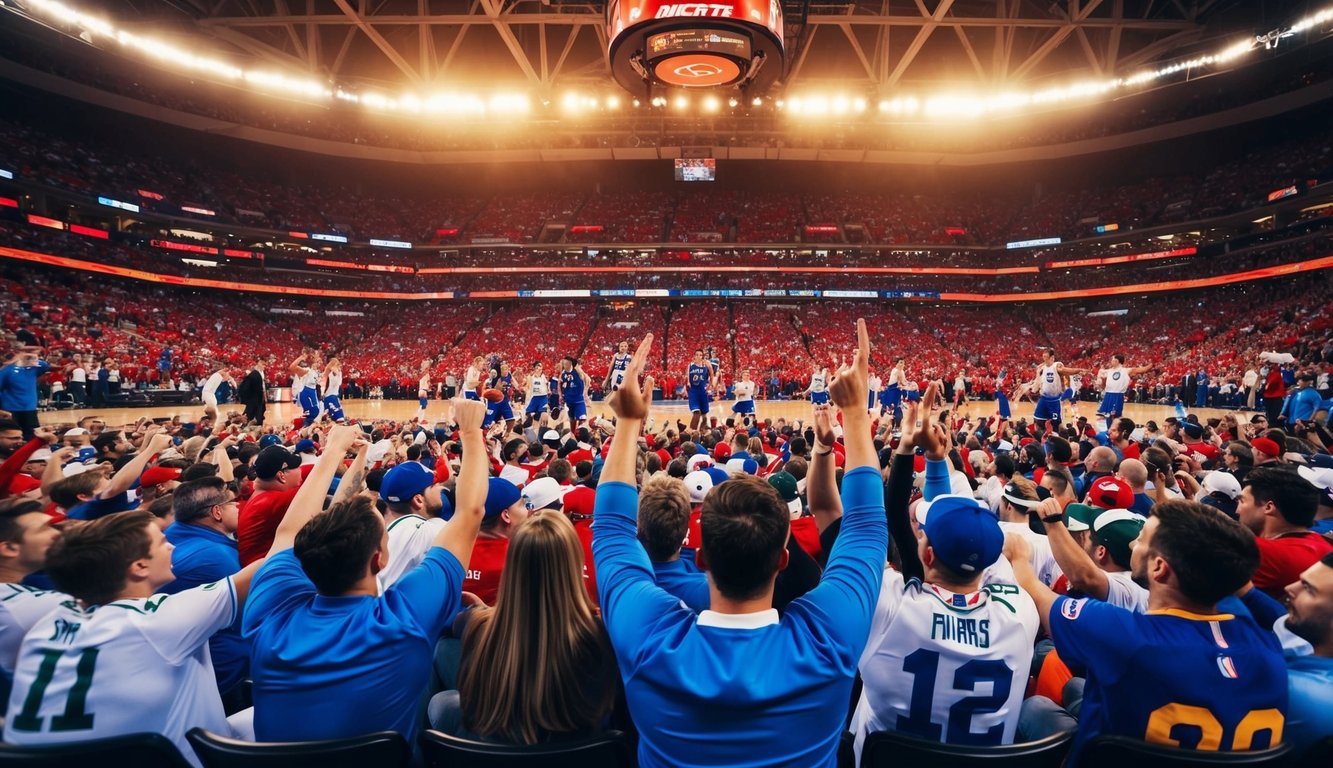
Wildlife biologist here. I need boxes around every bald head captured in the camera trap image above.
[1118,459,1148,491]
[1086,446,1118,473]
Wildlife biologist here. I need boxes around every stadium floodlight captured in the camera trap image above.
[703,95,720,112]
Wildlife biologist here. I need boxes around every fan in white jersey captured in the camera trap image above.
[2,428,364,763]
[603,341,633,393]
[852,494,1037,758]
[0,500,65,687]
[995,481,1064,588]
[320,358,347,424]
[1095,353,1156,419]
[731,369,757,419]
[200,367,236,422]
[376,462,449,590]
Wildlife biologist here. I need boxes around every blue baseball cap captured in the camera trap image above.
[484,478,522,519]
[77,447,97,462]
[295,439,317,454]
[259,434,281,448]
[920,494,1003,575]
[379,462,434,504]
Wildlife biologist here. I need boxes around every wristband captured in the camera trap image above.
[1041,513,1065,525]
[814,444,833,456]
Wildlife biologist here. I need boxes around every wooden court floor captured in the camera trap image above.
[39,397,1244,431]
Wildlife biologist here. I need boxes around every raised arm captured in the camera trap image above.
[888,396,928,579]
[267,425,360,557]
[331,441,370,506]
[288,355,308,377]
[807,405,842,533]
[436,399,488,567]
[102,431,173,500]
[0,429,53,496]
[1033,497,1110,601]
[1005,533,1057,636]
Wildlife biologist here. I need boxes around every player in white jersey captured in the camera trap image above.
[524,362,550,418]
[320,358,346,423]
[804,364,831,405]
[867,371,882,415]
[200,367,235,422]
[417,360,431,422]
[851,494,1038,757]
[462,356,485,401]
[1029,349,1088,432]
[0,500,65,682]
[289,352,323,427]
[1095,353,1155,419]
[731,369,757,420]
[604,341,632,393]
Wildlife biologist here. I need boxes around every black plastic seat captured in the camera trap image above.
[861,729,1073,768]
[420,728,635,768]
[186,727,409,768]
[1079,735,1291,768]
[0,732,193,767]
[1294,736,1333,768]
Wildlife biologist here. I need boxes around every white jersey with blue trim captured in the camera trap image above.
[418,373,430,396]
[300,368,320,391]
[1100,366,1130,394]
[323,370,342,398]
[528,374,548,397]
[810,370,828,393]
[851,569,1038,756]
[733,380,755,402]
[1037,364,1063,398]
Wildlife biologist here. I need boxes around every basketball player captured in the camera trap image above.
[200,367,235,423]
[804,363,831,405]
[492,362,516,431]
[867,369,882,416]
[559,357,591,429]
[462,356,485,401]
[706,346,723,398]
[1096,354,1155,419]
[416,360,431,421]
[288,352,322,427]
[320,358,346,424]
[881,358,909,423]
[604,341,632,393]
[732,369,756,422]
[1029,349,1088,432]
[524,362,550,420]
[686,349,713,431]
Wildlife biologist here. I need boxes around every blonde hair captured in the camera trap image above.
[457,512,618,744]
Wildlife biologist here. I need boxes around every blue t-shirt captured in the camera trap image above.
[651,557,709,612]
[560,370,585,402]
[65,491,138,521]
[592,466,887,767]
[0,360,50,412]
[1285,655,1333,754]
[162,522,248,693]
[243,547,463,744]
[1050,595,1288,764]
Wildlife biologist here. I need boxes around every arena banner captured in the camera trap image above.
[1046,246,1198,269]
[607,0,782,44]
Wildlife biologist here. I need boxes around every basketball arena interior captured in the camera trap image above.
[0,0,1331,766]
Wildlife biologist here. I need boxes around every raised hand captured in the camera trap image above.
[452,398,486,432]
[608,335,654,421]
[812,405,836,449]
[828,319,870,410]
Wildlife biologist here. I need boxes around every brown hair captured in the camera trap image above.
[699,474,790,601]
[637,475,692,562]
[46,511,154,605]
[294,496,384,595]
[1149,500,1259,605]
[457,512,618,744]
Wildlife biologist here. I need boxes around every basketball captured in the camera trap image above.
[482,388,505,403]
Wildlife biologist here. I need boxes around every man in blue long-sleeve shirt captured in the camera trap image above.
[1281,372,1322,426]
[593,323,888,768]
[0,350,49,439]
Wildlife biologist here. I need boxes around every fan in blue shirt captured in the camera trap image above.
[1270,552,1333,754]
[244,401,491,747]
[1008,498,1287,766]
[594,326,887,767]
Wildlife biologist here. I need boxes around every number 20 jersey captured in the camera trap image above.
[3,581,238,766]
[851,568,1039,758]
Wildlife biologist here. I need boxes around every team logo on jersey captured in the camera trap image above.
[1060,598,1087,620]
[48,618,81,644]
[1216,654,1239,679]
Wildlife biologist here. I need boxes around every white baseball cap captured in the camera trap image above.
[522,477,570,511]
[1202,471,1242,500]
[684,470,714,505]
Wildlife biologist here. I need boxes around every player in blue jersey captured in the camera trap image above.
[604,341,632,393]
[593,321,888,768]
[1007,499,1287,765]
[686,349,714,431]
[559,357,591,428]
[492,362,516,431]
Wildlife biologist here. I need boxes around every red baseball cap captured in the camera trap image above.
[1088,476,1135,510]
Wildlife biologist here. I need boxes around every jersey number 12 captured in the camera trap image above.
[896,648,1014,746]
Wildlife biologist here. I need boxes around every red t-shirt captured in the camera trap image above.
[790,516,823,561]
[571,520,600,607]
[464,536,510,606]
[1120,442,1141,461]
[685,509,702,551]
[237,487,300,565]
[1253,532,1333,600]
[564,486,596,518]
[1181,440,1220,466]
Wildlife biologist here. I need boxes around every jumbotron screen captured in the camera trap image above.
[675,158,716,182]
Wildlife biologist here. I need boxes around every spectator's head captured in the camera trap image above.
[1132,500,1259,606]
[1084,446,1117,474]
[0,421,25,458]
[49,467,112,510]
[503,438,528,464]
[1040,467,1073,500]
[1045,436,1073,465]
[254,445,301,487]
[918,495,1003,585]
[1284,552,1333,655]
[294,495,387,596]
[482,478,528,537]
[172,476,239,534]
[46,510,171,606]
[1250,437,1283,465]
[992,454,1016,480]
[698,474,789,601]
[92,430,131,460]
[1239,466,1319,533]
[998,477,1039,521]
[546,458,573,485]
[1110,418,1135,445]
[0,499,61,578]
[637,475,692,562]
[1118,459,1149,492]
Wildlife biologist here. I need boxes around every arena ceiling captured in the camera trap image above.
[73,0,1298,92]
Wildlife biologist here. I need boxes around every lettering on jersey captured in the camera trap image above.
[1060,597,1087,620]
[466,569,483,581]
[983,583,1020,614]
[930,614,991,648]
[48,618,81,644]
